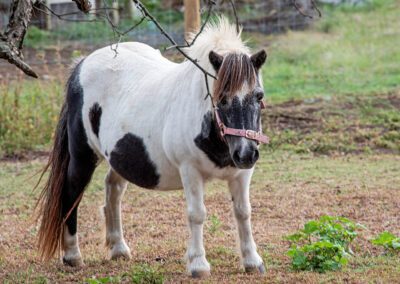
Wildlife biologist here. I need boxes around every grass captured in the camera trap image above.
[259,0,400,101]
[0,73,64,156]
[262,91,400,154]
[0,150,399,282]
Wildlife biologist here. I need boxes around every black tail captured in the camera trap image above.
[36,101,70,260]
[36,58,98,261]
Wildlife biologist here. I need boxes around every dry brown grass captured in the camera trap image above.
[0,152,399,283]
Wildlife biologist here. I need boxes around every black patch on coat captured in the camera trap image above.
[89,103,102,137]
[63,59,98,236]
[194,111,235,168]
[105,150,108,156]
[110,133,160,189]
[195,86,264,168]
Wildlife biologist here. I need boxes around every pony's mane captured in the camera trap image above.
[187,17,256,102]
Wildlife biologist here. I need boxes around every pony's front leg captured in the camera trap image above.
[228,171,265,274]
[179,165,210,279]
[103,169,131,260]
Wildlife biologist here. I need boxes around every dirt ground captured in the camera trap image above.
[0,149,399,283]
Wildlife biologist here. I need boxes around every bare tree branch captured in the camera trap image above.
[133,0,216,80]
[0,0,38,78]
[36,4,100,22]
[292,0,322,19]
[132,0,217,105]
[311,0,322,18]
[228,0,239,34]
[292,0,312,19]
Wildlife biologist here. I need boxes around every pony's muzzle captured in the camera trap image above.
[229,137,259,169]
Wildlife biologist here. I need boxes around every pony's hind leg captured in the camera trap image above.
[103,169,131,260]
[63,155,97,267]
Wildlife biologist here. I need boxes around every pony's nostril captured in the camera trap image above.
[252,149,259,163]
[233,150,241,163]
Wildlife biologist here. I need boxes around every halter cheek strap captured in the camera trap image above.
[214,100,269,145]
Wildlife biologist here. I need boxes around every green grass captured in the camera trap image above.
[260,0,400,101]
[0,78,63,155]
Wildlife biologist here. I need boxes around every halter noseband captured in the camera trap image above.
[214,100,269,145]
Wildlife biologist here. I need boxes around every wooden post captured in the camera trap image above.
[125,0,134,20]
[184,0,200,40]
[95,0,102,18]
[112,0,119,25]
[44,0,51,30]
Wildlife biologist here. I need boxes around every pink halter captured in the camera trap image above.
[214,101,269,145]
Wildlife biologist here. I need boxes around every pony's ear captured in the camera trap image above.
[251,50,267,70]
[209,51,223,72]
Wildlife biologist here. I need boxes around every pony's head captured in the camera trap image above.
[209,50,267,169]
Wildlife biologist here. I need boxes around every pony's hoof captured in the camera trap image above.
[191,270,210,279]
[245,264,266,274]
[111,251,131,260]
[63,257,84,267]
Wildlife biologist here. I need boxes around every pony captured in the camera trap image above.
[36,17,268,278]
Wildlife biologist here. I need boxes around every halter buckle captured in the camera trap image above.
[245,130,258,140]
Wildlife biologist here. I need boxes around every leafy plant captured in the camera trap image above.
[207,214,221,235]
[371,232,400,253]
[126,264,164,284]
[87,264,164,284]
[283,216,365,272]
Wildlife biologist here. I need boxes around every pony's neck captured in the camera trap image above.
[185,62,215,113]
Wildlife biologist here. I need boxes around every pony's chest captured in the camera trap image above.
[194,111,234,169]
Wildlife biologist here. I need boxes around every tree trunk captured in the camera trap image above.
[0,0,37,77]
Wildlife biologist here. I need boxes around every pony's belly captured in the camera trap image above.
[154,166,183,190]
[107,132,182,191]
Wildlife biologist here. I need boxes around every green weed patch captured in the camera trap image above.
[283,216,365,272]
[371,232,400,254]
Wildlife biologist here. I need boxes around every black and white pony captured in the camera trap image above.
[37,17,268,278]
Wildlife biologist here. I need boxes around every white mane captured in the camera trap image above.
[186,16,250,73]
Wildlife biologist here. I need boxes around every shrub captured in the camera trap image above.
[283,216,365,272]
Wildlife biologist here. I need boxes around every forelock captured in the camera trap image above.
[213,53,257,102]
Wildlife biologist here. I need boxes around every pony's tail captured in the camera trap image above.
[36,101,69,261]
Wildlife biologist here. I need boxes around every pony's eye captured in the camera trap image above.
[255,90,264,101]
[220,97,228,106]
